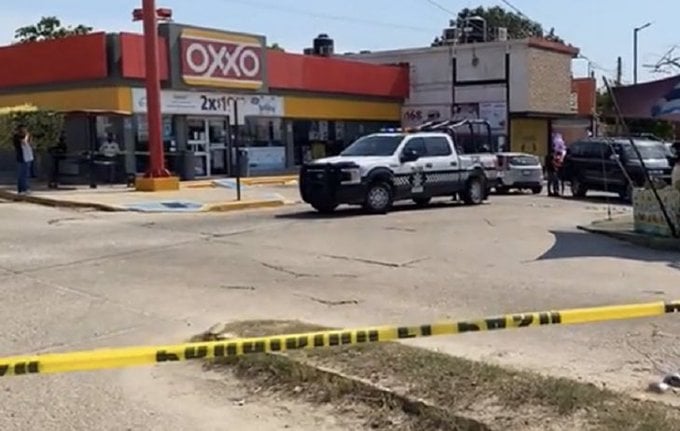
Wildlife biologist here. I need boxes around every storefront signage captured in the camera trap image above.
[131,89,283,122]
[401,106,448,127]
[180,29,264,89]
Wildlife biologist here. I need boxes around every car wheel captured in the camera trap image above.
[413,197,432,207]
[463,176,485,205]
[531,186,543,195]
[364,181,393,214]
[311,201,338,214]
[571,177,588,198]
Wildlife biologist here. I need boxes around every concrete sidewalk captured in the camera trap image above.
[577,215,680,252]
[0,179,297,213]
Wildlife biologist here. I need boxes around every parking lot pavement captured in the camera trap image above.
[2,193,679,429]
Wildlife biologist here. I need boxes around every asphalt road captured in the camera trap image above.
[1,192,679,430]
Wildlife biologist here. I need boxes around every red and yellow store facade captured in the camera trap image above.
[0,24,408,179]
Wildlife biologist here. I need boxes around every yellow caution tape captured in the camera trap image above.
[1,300,679,378]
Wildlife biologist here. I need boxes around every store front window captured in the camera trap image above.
[239,117,286,173]
[133,114,178,174]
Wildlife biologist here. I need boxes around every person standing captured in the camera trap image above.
[13,124,34,194]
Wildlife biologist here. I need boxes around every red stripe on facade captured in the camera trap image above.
[267,50,409,98]
[0,33,108,87]
[120,33,169,80]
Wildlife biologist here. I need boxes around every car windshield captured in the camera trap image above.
[622,143,668,160]
[340,135,404,157]
[509,155,539,166]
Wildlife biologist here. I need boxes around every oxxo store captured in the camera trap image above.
[0,23,409,181]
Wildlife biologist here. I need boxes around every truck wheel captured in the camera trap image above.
[311,201,338,214]
[531,186,543,195]
[571,177,588,198]
[463,176,485,205]
[413,197,431,207]
[496,186,509,195]
[364,181,393,214]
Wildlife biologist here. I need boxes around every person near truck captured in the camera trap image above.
[13,124,34,194]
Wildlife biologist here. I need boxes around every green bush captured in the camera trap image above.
[0,105,64,151]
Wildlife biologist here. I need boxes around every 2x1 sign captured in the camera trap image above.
[130,88,284,122]
[180,29,264,89]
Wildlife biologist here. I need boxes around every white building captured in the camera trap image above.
[347,38,586,157]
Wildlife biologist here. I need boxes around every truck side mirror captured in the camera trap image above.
[401,148,420,163]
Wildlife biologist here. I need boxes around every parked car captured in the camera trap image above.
[299,131,491,214]
[561,138,672,201]
[494,153,544,194]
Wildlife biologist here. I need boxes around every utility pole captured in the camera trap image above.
[633,22,652,84]
[616,56,622,86]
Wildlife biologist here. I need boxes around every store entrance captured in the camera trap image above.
[187,117,230,177]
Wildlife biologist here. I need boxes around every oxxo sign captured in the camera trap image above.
[180,29,264,89]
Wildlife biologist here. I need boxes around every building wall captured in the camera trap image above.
[526,48,573,113]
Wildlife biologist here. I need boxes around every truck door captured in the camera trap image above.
[397,137,428,199]
[421,136,461,196]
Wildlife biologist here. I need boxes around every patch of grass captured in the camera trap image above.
[203,320,679,431]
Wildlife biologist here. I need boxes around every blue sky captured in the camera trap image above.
[1,0,677,84]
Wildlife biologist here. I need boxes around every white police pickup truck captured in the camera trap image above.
[299,131,491,213]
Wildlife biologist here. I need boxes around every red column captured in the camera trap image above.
[142,0,168,177]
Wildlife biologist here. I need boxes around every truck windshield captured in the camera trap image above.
[340,135,404,157]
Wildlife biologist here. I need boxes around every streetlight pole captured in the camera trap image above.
[633,22,652,85]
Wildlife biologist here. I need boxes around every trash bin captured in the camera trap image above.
[181,151,196,181]
[237,149,250,178]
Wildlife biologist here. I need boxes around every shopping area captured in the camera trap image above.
[0,24,408,181]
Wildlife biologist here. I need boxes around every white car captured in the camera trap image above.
[494,153,544,194]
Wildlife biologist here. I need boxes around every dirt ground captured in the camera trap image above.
[2,191,680,429]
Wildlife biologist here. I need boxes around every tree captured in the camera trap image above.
[268,43,285,52]
[433,6,563,45]
[14,16,92,43]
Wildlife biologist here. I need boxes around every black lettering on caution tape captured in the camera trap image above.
[485,317,506,330]
[665,302,680,313]
[457,321,481,333]
[512,314,533,327]
[0,361,39,377]
[156,350,181,362]
[185,346,208,360]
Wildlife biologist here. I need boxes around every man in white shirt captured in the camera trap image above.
[99,133,121,158]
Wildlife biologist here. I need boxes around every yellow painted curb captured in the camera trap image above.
[241,175,298,186]
[182,180,216,189]
[203,199,286,213]
[0,190,123,212]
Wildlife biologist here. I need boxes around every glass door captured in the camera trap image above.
[187,117,210,177]
[208,118,229,176]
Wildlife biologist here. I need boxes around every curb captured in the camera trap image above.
[202,199,286,213]
[240,175,298,186]
[0,190,123,212]
[577,224,680,252]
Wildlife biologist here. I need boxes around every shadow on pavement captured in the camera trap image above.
[276,200,479,220]
[537,230,680,269]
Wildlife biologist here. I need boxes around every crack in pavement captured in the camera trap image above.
[258,261,318,278]
[29,324,148,355]
[295,294,360,307]
[323,254,429,268]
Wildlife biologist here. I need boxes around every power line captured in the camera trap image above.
[214,0,433,33]
[423,0,456,16]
